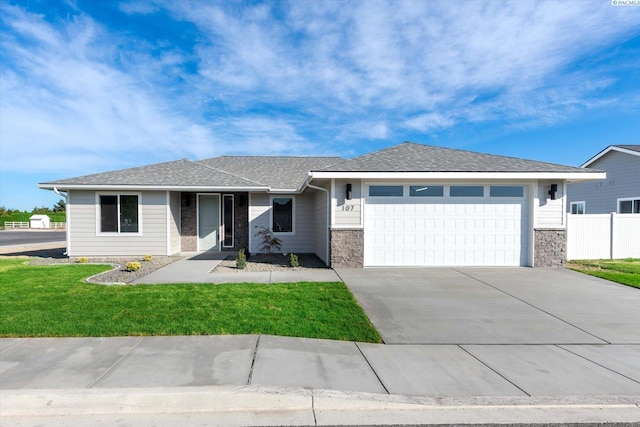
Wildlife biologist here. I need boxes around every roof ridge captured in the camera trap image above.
[190,159,266,187]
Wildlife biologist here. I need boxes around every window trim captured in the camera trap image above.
[222,194,234,248]
[95,192,142,235]
[270,195,296,235]
[617,197,640,214]
[570,201,586,215]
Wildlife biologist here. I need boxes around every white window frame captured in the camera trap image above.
[95,192,143,235]
[570,201,586,215]
[617,197,640,214]
[270,195,296,235]
[222,194,234,248]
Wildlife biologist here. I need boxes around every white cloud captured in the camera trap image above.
[1,0,639,181]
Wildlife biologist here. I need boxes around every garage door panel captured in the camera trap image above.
[364,195,528,267]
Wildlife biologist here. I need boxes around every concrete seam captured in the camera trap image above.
[88,336,146,388]
[247,335,261,385]
[557,344,640,386]
[311,391,318,426]
[332,268,346,283]
[452,268,611,345]
[354,342,390,394]
[458,344,532,397]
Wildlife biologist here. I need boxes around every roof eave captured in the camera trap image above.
[38,184,271,192]
[310,171,607,181]
[581,145,640,167]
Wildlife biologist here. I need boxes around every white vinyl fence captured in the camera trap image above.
[567,213,640,260]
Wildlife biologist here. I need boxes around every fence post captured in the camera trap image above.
[610,212,616,260]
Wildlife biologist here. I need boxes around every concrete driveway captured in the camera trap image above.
[336,267,640,345]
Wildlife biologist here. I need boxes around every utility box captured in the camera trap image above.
[29,214,51,229]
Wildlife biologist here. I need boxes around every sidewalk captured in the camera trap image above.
[131,252,342,284]
[2,336,639,426]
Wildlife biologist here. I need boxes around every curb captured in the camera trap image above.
[2,386,639,426]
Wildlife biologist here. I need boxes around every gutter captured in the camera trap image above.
[303,177,331,266]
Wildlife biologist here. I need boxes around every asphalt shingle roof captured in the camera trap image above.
[197,156,342,189]
[316,142,595,173]
[41,159,264,188]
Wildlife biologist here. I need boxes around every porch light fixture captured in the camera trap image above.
[548,184,558,200]
[346,183,352,200]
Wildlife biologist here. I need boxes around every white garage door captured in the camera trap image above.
[364,184,529,267]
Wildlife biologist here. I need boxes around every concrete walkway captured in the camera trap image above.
[131,252,341,284]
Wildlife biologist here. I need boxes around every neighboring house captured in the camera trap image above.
[567,145,640,215]
[39,142,604,268]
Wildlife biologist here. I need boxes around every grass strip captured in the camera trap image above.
[566,258,640,289]
[0,259,382,342]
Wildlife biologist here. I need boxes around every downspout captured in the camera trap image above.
[304,178,331,266]
[53,187,69,256]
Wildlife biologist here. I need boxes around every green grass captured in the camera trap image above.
[1,213,66,228]
[0,259,382,342]
[567,258,640,289]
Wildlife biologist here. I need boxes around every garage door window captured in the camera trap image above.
[490,186,524,197]
[369,185,403,197]
[450,186,484,197]
[410,185,444,197]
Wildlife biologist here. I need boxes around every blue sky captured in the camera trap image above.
[1,0,639,211]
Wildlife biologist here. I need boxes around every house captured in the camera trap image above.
[567,145,640,215]
[39,142,604,268]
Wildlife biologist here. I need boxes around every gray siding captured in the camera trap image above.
[568,151,640,214]
[333,179,362,227]
[249,192,316,254]
[169,191,181,255]
[67,190,168,256]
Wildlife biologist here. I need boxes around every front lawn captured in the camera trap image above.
[566,258,640,289]
[0,259,381,342]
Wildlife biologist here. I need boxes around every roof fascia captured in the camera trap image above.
[581,146,640,167]
[38,184,271,192]
[310,171,606,181]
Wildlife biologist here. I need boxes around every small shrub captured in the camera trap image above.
[125,262,141,272]
[77,257,88,264]
[255,226,282,255]
[236,249,247,270]
[143,255,152,262]
[289,253,299,268]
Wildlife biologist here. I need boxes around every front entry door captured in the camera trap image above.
[198,195,220,251]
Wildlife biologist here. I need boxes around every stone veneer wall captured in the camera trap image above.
[180,192,197,252]
[180,192,248,253]
[230,192,248,251]
[330,229,364,268]
[534,229,566,268]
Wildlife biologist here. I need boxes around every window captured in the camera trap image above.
[490,186,524,198]
[223,194,234,247]
[570,201,585,215]
[98,194,139,233]
[369,185,403,197]
[450,185,484,197]
[272,197,293,233]
[410,185,444,197]
[618,198,640,214]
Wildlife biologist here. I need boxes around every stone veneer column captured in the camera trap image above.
[330,228,364,268]
[534,229,566,267]
[231,192,249,251]
[180,192,197,252]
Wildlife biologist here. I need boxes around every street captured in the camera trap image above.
[0,230,66,247]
